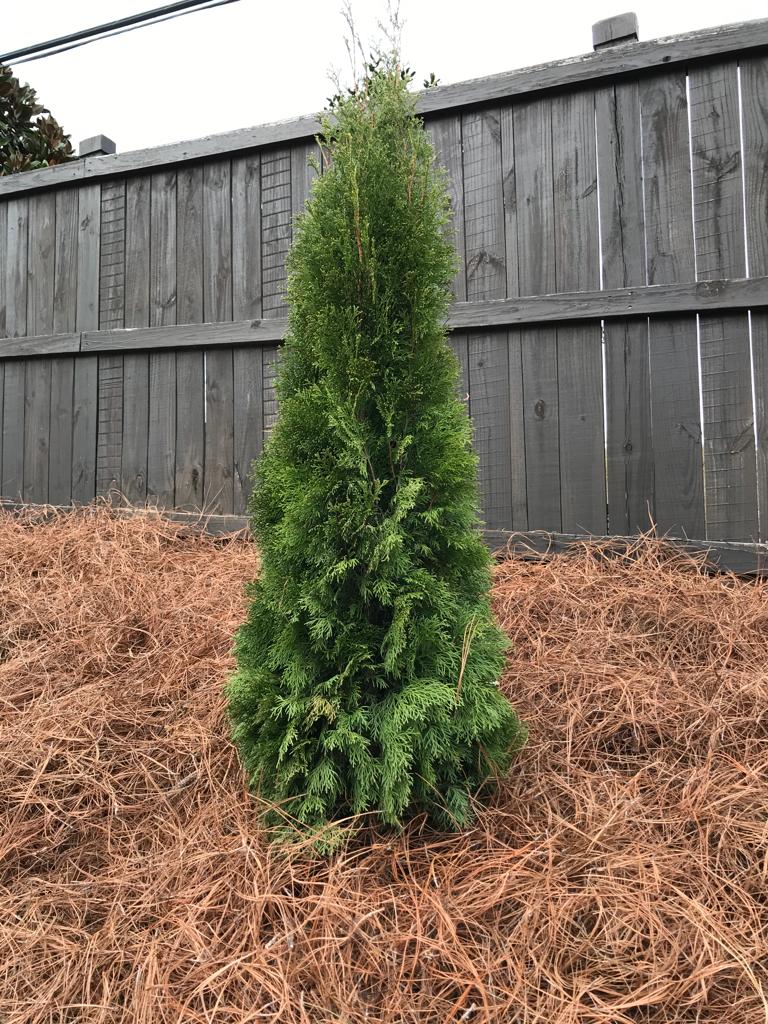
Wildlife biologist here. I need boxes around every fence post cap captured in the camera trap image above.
[592,12,639,49]
[78,134,116,158]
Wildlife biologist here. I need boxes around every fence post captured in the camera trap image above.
[592,13,639,48]
[78,135,116,157]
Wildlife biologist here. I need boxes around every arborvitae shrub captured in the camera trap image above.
[227,55,526,847]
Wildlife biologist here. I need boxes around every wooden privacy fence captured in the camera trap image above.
[1,13,768,570]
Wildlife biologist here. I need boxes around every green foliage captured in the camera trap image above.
[0,65,74,176]
[227,53,525,848]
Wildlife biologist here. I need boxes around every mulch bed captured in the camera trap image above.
[1,507,766,1023]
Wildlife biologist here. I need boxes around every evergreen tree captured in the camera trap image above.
[227,53,525,847]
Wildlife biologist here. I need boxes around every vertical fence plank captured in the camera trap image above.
[147,351,176,507]
[689,60,755,541]
[262,346,281,442]
[125,176,151,328]
[96,355,123,497]
[176,166,204,324]
[203,159,233,322]
[5,198,28,338]
[121,353,149,504]
[0,202,7,339]
[597,80,654,534]
[514,97,559,530]
[27,193,55,336]
[175,349,205,510]
[22,360,51,504]
[0,362,4,485]
[71,355,98,503]
[291,140,319,229]
[76,185,100,331]
[641,69,703,538]
[428,115,467,301]
[54,188,79,334]
[99,180,126,331]
[552,88,605,535]
[205,349,234,513]
[742,54,768,541]
[462,109,506,301]
[1,361,24,499]
[48,356,75,505]
[233,346,264,515]
[500,105,520,300]
[448,332,470,403]
[469,332,511,530]
[507,329,527,530]
[232,154,262,321]
[150,171,177,328]
[261,148,291,318]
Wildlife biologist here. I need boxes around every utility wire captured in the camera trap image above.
[1,0,241,65]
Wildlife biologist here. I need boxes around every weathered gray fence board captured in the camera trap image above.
[124,176,150,328]
[507,330,527,530]
[27,193,55,337]
[521,328,561,531]
[54,189,79,334]
[641,68,704,538]
[5,198,28,338]
[469,331,512,530]
[202,160,232,322]
[147,351,176,507]
[98,181,126,331]
[262,346,281,440]
[428,115,467,301]
[176,165,204,324]
[462,109,506,301]
[0,202,7,339]
[71,354,98,503]
[741,54,768,543]
[174,349,205,509]
[48,355,74,506]
[233,346,264,515]
[204,348,234,513]
[150,171,178,328]
[22,358,51,504]
[690,60,756,542]
[76,185,101,332]
[551,88,605,534]
[121,352,149,504]
[232,154,262,321]
[500,107,519,300]
[96,355,123,496]
[596,79,654,534]
[1,361,24,499]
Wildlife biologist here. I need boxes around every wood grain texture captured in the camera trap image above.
[740,55,768,541]
[428,115,467,300]
[513,98,555,297]
[462,109,506,301]
[124,176,151,328]
[507,329,527,529]
[649,317,705,538]
[22,359,51,504]
[596,80,654,534]
[5,198,28,338]
[150,171,177,327]
[176,165,204,324]
[71,354,98,503]
[98,180,126,331]
[204,348,234,513]
[0,202,6,339]
[203,160,232,322]
[448,332,470,407]
[76,185,100,331]
[233,345,264,515]
[290,140,319,227]
[121,353,149,504]
[552,88,605,534]
[48,355,74,505]
[175,349,205,510]
[54,188,79,334]
[1,361,24,499]
[468,331,512,529]
[261,148,292,317]
[689,61,755,541]
[499,105,519,299]
[262,346,281,439]
[26,192,55,336]
[147,351,176,507]
[232,154,262,321]
[521,328,560,531]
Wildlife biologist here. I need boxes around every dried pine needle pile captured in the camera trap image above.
[0,507,766,1023]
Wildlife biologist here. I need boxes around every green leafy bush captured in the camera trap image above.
[0,65,74,175]
[227,54,525,848]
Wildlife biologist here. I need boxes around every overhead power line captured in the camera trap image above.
[1,0,241,66]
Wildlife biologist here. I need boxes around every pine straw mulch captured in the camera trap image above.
[0,507,767,1024]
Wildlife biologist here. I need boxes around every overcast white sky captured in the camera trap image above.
[4,0,767,154]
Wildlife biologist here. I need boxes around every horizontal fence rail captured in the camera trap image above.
[1,14,768,570]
